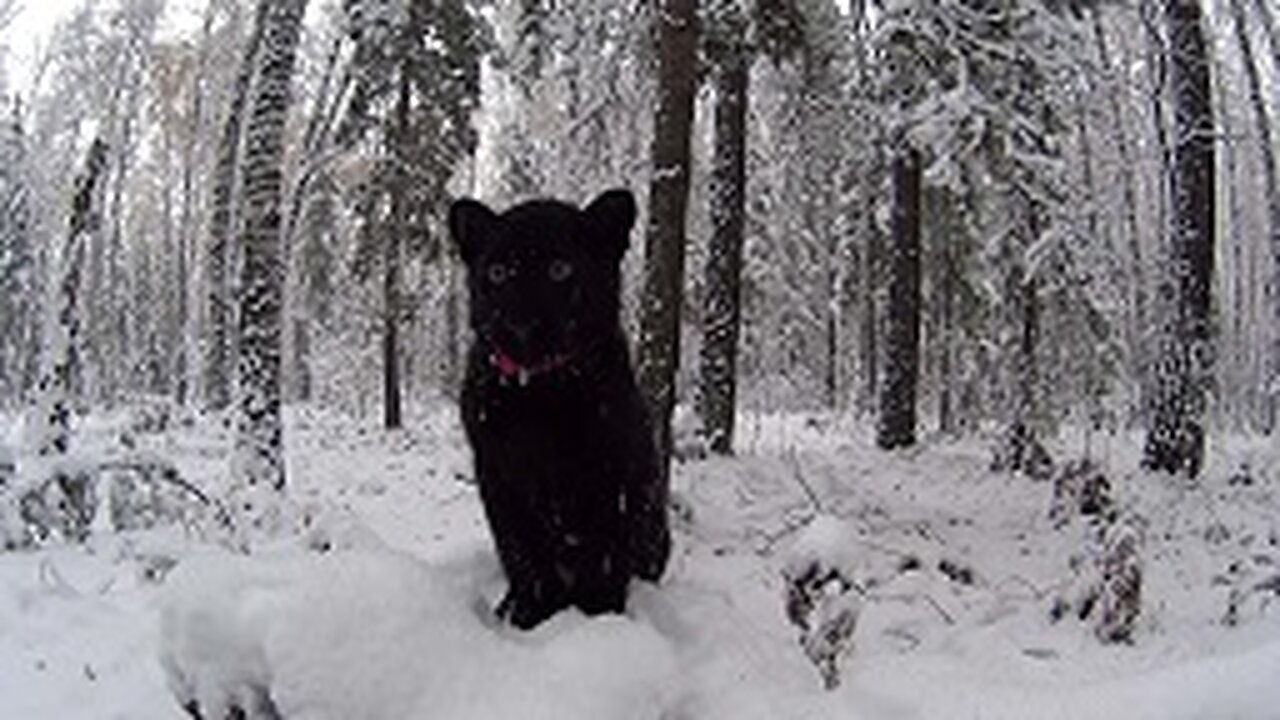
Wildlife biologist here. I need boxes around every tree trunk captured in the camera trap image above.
[103,105,131,407]
[1091,7,1149,422]
[383,60,410,431]
[1143,0,1214,476]
[699,21,748,457]
[637,0,697,477]
[1253,0,1280,71]
[1216,59,1247,430]
[205,1,267,412]
[174,3,217,409]
[442,257,461,398]
[285,36,345,405]
[1140,4,1174,241]
[157,118,177,398]
[37,139,109,457]
[858,163,883,417]
[233,0,307,510]
[877,146,921,450]
[937,217,956,436]
[0,99,34,404]
[87,10,156,408]
[1230,0,1279,432]
[851,10,883,419]
[1016,270,1040,430]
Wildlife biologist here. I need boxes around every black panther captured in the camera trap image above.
[448,189,670,630]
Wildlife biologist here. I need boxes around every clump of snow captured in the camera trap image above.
[782,515,864,689]
[159,550,289,719]
[160,545,680,720]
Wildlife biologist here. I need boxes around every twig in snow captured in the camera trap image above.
[784,448,823,514]
[754,512,818,555]
[873,591,957,625]
[39,558,80,598]
[999,573,1077,604]
[920,593,957,625]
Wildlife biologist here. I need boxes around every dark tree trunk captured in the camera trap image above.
[1143,0,1214,476]
[858,168,883,417]
[699,16,748,457]
[206,1,267,412]
[38,139,109,457]
[234,0,307,498]
[637,0,698,478]
[1016,271,1040,429]
[937,220,956,436]
[825,297,839,410]
[877,146,921,450]
[383,61,410,431]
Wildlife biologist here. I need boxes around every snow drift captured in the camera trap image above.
[159,543,679,720]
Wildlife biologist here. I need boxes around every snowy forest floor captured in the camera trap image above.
[2,405,1280,719]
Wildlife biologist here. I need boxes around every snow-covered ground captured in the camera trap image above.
[2,405,1279,719]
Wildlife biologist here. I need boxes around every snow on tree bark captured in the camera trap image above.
[0,98,35,404]
[1252,0,1280,71]
[637,0,697,479]
[1143,0,1214,476]
[1228,0,1280,432]
[699,4,749,457]
[172,4,219,409]
[858,153,883,418]
[206,1,268,412]
[101,3,160,408]
[36,139,109,457]
[282,35,345,405]
[232,0,307,523]
[877,146,921,451]
[849,5,883,419]
[1090,7,1149,413]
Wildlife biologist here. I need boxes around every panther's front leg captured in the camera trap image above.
[479,467,567,629]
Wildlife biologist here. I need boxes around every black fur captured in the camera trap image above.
[449,189,670,630]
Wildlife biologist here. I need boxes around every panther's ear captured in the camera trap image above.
[584,189,636,260]
[449,198,498,266]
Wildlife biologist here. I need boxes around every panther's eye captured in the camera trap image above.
[486,263,511,285]
[548,259,573,282]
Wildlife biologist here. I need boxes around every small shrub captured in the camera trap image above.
[20,466,97,544]
[1094,521,1143,643]
[783,557,861,690]
[1053,516,1144,644]
[1049,459,1114,527]
[991,422,1053,480]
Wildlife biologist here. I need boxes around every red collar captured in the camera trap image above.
[489,348,575,385]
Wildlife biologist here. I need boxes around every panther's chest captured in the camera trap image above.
[470,383,618,451]
[459,339,644,492]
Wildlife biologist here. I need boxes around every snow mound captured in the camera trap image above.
[159,546,679,720]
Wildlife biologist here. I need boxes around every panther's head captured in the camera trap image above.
[448,189,636,376]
